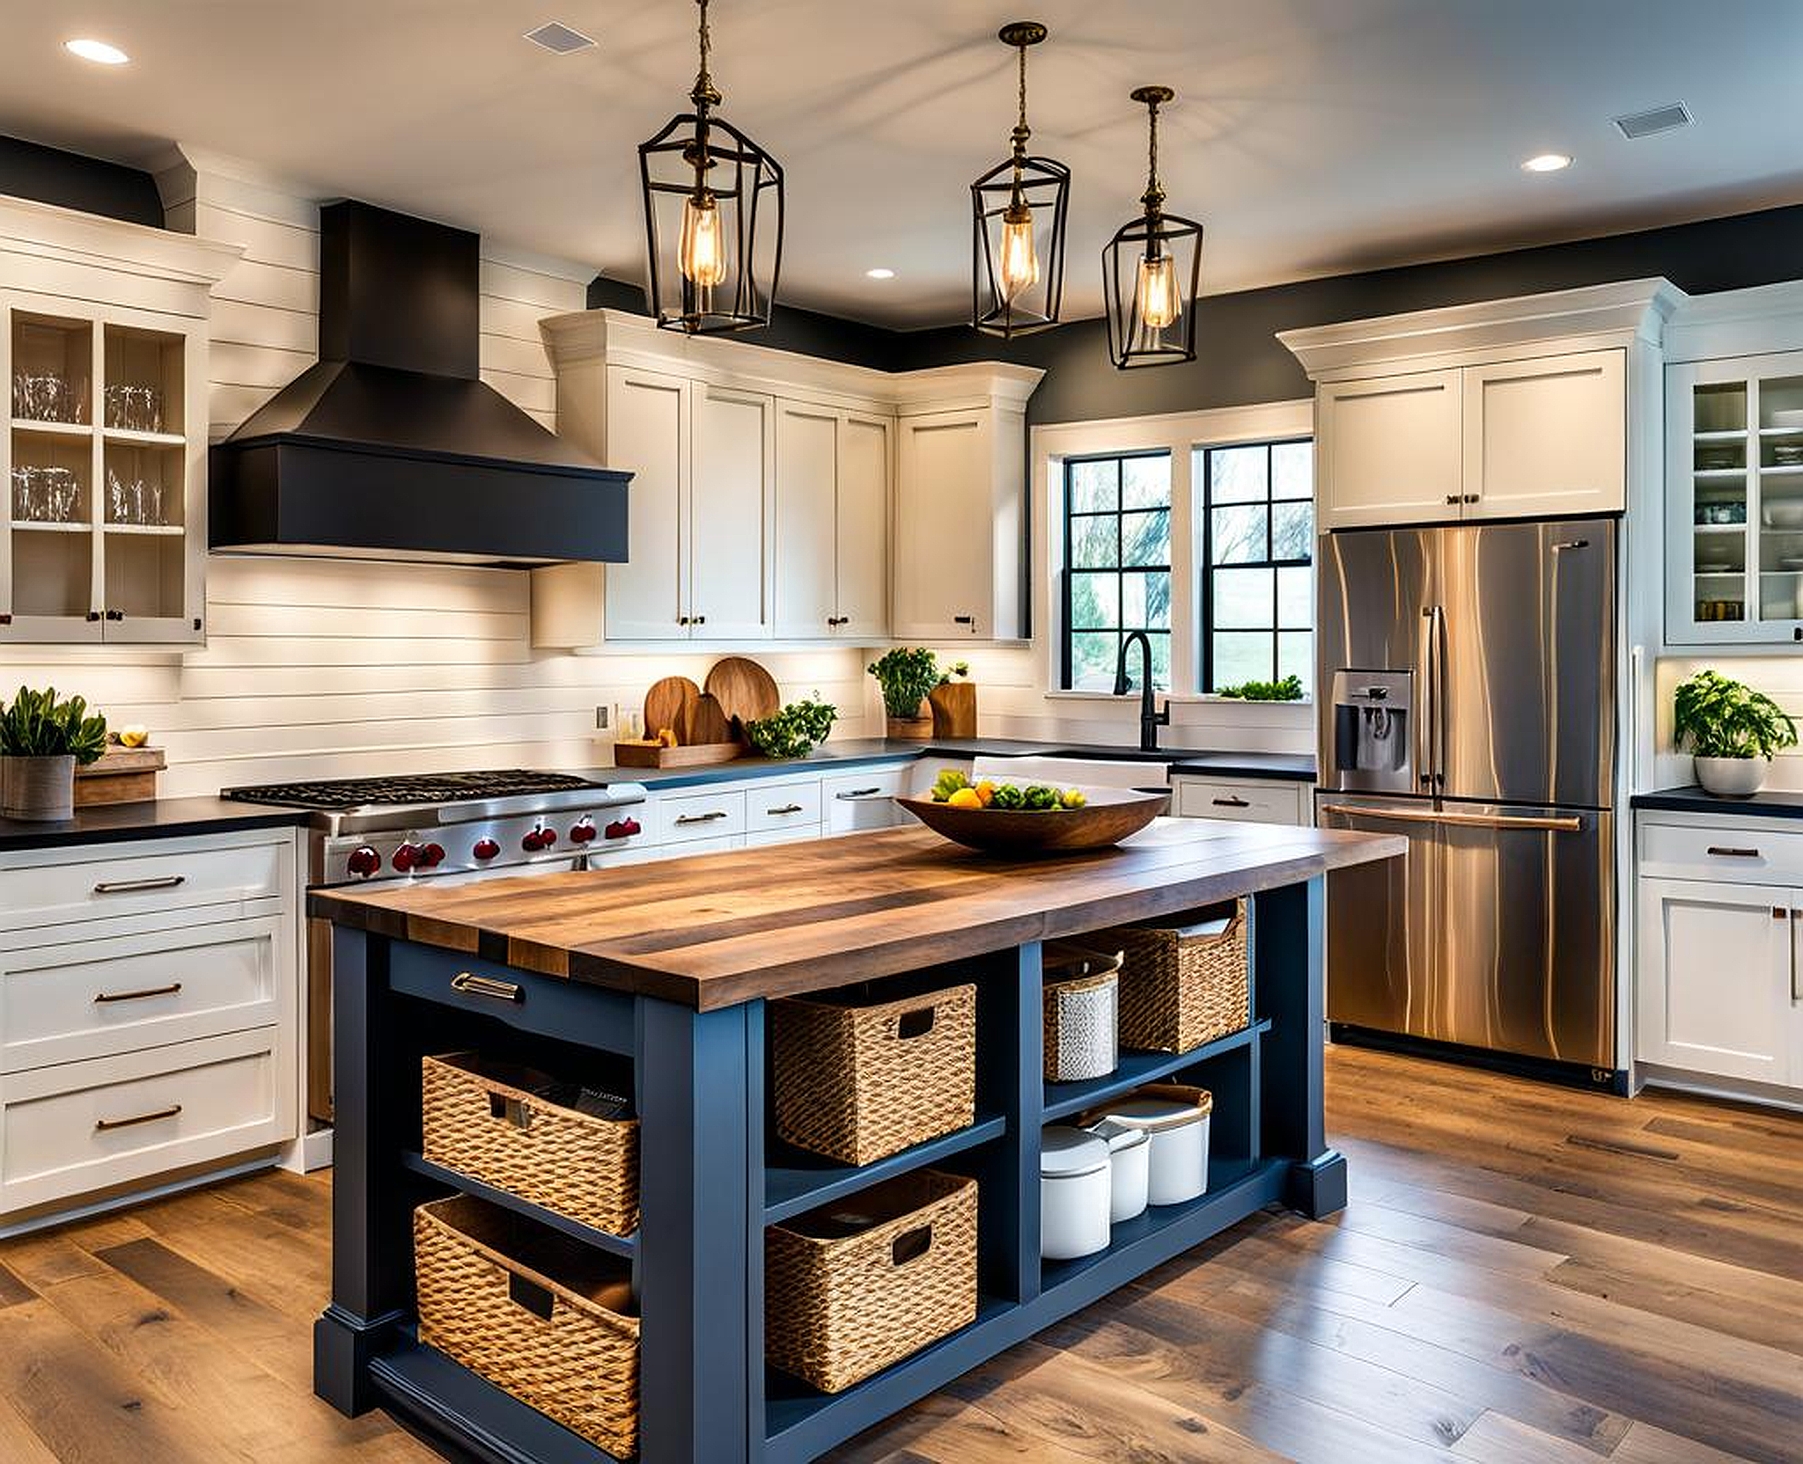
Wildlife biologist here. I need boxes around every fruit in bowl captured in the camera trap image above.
[902,771,1167,855]
[930,769,1086,811]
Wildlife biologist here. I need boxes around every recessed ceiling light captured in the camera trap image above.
[865,267,896,280]
[1521,152,1573,173]
[64,37,129,65]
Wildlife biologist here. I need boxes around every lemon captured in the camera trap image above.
[946,787,983,809]
[1059,788,1088,810]
[119,724,150,748]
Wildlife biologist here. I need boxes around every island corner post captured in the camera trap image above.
[309,822,1398,1464]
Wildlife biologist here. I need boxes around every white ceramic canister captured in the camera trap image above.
[1100,1088,1212,1206]
[1040,1125,1112,1260]
[1086,1117,1150,1223]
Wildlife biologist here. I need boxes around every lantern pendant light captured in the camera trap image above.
[1103,86,1204,369]
[970,21,1070,338]
[638,0,784,334]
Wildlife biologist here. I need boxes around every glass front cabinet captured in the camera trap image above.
[1667,351,1803,645]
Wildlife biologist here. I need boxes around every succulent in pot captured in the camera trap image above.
[0,686,109,821]
[868,647,940,740]
[1673,669,1798,798]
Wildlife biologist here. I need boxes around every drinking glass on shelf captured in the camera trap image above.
[43,467,79,523]
[10,465,39,521]
[141,478,164,526]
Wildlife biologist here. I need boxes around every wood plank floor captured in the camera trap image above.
[0,1046,1796,1463]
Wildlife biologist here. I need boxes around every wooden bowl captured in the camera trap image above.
[895,785,1171,855]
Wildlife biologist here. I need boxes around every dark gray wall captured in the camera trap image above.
[0,135,162,228]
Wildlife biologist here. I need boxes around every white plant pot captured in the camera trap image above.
[1694,755,1770,799]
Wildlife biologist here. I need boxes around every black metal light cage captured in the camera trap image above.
[639,112,784,335]
[1102,209,1204,368]
[970,154,1070,339]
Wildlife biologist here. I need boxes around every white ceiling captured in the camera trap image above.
[1,0,1800,327]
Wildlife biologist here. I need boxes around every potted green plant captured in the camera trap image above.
[0,686,109,821]
[1673,669,1797,797]
[868,647,940,740]
[743,698,838,759]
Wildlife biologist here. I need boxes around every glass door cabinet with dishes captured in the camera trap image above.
[2,295,206,645]
[1667,351,1803,646]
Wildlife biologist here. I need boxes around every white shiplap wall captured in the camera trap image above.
[1653,653,1803,792]
[0,161,875,799]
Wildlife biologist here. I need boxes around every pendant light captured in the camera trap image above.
[1102,86,1203,369]
[970,21,1070,338]
[638,0,784,334]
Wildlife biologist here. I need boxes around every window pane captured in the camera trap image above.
[1272,440,1314,500]
[1211,504,1267,565]
[1069,458,1119,513]
[1122,509,1170,567]
[1070,514,1118,569]
[1213,566,1274,628]
[1070,631,1120,691]
[1070,571,1119,629]
[1122,453,1171,509]
[1213,632,1273,689]
[1277,566,1312,629]
[1149,631,1171,689]
[1278,631,1314,694]
[1272,500,1314,561]
[1122,570,1171,630]
[1210,445,1269,503]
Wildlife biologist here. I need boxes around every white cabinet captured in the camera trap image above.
[689,385,774,639]
[1462,350,1624,520]
[598,366,688,641]
[773,402,890,640]
[836,414,891,640]
[1316,370,1463,529]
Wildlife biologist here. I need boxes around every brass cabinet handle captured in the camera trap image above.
[1706,846,1761,859]
[96,1103,182,1132]
[450,972,523,1003]
[94,981,183,1005]
[93,875,186,895]
[767,803,805,816]
[836,788,884,800]
[675,811,729,825]
[1212,796,1251,808]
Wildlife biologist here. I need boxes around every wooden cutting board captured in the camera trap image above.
[704,657,781,728]
[681,692,734,747]
[644,676,700,744]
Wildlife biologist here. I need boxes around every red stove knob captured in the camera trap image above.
[420,842,446,868]
[346,845,381,878]
[523,826,556,853]
[472,838,500,861]
[391,842,423,873]
[570,820,598,844]
[603,817,641,840]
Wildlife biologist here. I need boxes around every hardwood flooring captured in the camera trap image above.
[0,1046,1796,1463]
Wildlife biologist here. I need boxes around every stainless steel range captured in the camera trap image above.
[221,769,649,1123]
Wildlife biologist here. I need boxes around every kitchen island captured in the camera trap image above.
[309,819,1401,1464]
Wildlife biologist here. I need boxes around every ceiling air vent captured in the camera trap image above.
[1613,102,1693,140]
[524,21,596,55]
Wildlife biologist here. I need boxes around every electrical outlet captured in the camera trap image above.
[595,705,609,730]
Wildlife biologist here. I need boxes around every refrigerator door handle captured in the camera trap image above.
[1417,608,1436,790]
[1427,604,1448,789]
[1318,804,1583,834]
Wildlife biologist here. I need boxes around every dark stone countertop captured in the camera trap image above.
[1631,786,1803,820]
[0,796,310,853]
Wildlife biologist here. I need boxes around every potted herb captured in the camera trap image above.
[1215,674,1304,702]
[0,686,109,821]
[868,647,940,740]
[1674,669,1797,797]
[743,698,838,760]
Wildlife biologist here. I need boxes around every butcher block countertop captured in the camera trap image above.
[309,820,1402,1010]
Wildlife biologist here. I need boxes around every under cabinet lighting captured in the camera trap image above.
[65,37,130,65]
[1521,152,1573,173]
[865,267,896,280]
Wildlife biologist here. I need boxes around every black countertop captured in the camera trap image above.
[0,796,310,853]
[1632,786,1803,820]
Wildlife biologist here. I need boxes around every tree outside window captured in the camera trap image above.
[1199,440,1315,694]
[1061,452,1172,691]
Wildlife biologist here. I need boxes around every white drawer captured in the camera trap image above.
[0,915,285,1074]
[1638,818,1803,884]
[0,832,292,936]
[746,780,823,833]
[656,789,747,844]
[1175,778,1306,826]
[0,1026,288,1218]
[824,766,908,832]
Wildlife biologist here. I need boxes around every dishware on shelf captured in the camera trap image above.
[1694,561,1735,575]
[1695,444,1744,471]
[1771,408,1803,429]
[895,784,1169,855]
[1763,503,1803,529]
[1772,442,1803,466]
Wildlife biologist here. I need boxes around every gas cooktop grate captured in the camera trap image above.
[222,769,602,811]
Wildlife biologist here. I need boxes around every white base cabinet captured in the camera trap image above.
[1172,775,1310,826]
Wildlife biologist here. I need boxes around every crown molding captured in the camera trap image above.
[0,192,243,289]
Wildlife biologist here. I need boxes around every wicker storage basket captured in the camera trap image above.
[772,982,976,1166]
[766,1169,978,1393]
[1104,901,1249,1054]
[1042,942,1122,1082]
[414,1195,640,1458]
[421,1053,639,1236]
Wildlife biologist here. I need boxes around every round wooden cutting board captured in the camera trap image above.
[704,657,781,728]
[644,676,700,743]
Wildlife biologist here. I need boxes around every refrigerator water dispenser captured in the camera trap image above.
[1328,670,1414,792]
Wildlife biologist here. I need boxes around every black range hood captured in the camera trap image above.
[210,201,628,566]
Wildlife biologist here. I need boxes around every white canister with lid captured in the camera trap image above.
[1086,1117,1150,1223]
[1099,1087,1212,1206]
[1039,1125,1112,1260]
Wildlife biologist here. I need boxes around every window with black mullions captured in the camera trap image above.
[1200,439,1315,694]
[1061,451,1172,691]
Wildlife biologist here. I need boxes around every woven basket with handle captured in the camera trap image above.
[772,983,976,1166]
[422,1053,639,1235]
[1103,900,1249,1054]
[766,1169,978,1393]
[414,1195,640,1458]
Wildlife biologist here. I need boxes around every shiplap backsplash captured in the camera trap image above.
[1653,654,1803,791]
[0,163,878,799]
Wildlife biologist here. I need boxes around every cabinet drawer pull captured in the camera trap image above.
[675,810,729,825]
[953,614,975,626]
[1212,796,1251,808]
[95,1103,182,1133]
[94,981,183,1005]
[767,803,805,816]
[836,787,883,800]
[92,875,187,895]
[1445,494,1461,505]
[1705,846,1761,859]
[450,972,523,1003]
[1463,493,1481,504]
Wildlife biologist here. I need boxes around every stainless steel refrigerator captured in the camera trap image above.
[1315,517,1617,1072]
